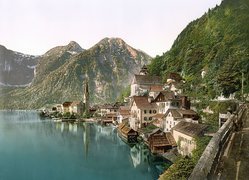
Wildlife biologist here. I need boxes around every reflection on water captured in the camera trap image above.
[0,111,170,180]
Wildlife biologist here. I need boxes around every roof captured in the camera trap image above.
[166,132,177,147]
[153,114,164,119]
[177,109,197,116]
[154,91,175,102]
[62,102,73,107]
[119,106,130,116]
[118,123,137,135]
[165,109,182,119]
[150,85,164,92]
[149,130,176,147]
[132,96,157,109]
[147,128,162,137]
[172,121,208,137]
[165,109,198,119]
[71,101,83,106]
[100,104,119,109]
[133,74,162,85]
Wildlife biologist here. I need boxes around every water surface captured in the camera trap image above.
[0,111,169,180]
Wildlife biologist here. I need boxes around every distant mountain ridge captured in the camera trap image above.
[0,45,39,86]
[0,38,151,109]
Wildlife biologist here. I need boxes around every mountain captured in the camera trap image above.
[0,45,39,86]
[148,0,249,99]
[0,38,151,109]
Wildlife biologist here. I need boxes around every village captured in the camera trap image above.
[40,65,215,161]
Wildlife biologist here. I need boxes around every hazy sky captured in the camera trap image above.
[0,0,221,57]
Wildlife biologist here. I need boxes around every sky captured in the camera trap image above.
[0,0,222,57]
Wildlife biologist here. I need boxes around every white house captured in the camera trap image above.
[129,96,158,130]
[117,106,130,124]
[163,109,199,132]
[130,74,163,97]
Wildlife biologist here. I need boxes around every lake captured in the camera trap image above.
[0,111,170,180]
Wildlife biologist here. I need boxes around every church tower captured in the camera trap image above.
[83,80,89,113]
[139,64,148,75]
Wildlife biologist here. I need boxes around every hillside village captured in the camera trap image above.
[44,65,211,158]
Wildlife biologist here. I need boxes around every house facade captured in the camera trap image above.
[117,106,130,124]
[70,101,84,115]
[129,96,157,130]
[163,109,199,132]
[130,74,163,97]
[62,102,73,113]
[172,121,207,156]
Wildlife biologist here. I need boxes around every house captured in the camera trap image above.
[56,104,63,113]
[151,114,164,128]
[129,96,158,130]
[70,101,84,115]
[154,91,191,114]
[164,72,184,94]
[148,85,164,98]
[117,123,138,143]
[62,102,73,113]
[147,128,177,154]
[163,109,199,132]
[117,106,130,124]
[99,104,119,117]
[172,121,207,156]
[130,74,163,97]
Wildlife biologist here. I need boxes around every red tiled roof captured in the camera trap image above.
[132,96,157,109]
[150,85,164,92]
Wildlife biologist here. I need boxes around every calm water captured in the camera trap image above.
[0,111,170,180]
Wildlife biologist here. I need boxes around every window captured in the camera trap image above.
[170,125,171,128]
[149,117,152,120]
[153,110,157,114]
[144,117,147,120]
[149,110,152,114]
[144,110,147,114]
[166,121,168,124]
[174,122,175,125]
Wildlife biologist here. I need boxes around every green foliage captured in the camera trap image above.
[149,0,249,99]
[203,113,219,133]
[160,156,195,180]
[63,112,71,118]
[160,136,211,179]
[116,86,131,102]
[192,136,211,163]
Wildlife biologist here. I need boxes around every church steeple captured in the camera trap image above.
[139,65,148,75]
[83,79,89,113]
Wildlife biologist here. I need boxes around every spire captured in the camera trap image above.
[83,79,89,113]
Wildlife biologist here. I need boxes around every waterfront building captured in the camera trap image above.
[147,128,177,154]
[129,96,157,130]
[171,121,207,156]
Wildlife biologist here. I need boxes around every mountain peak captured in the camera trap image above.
[67,41,84,53]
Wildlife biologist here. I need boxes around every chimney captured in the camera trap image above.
[148,96,154,103]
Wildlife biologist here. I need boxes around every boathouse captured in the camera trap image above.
[118,123,138,143]
[148,128,176,154]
